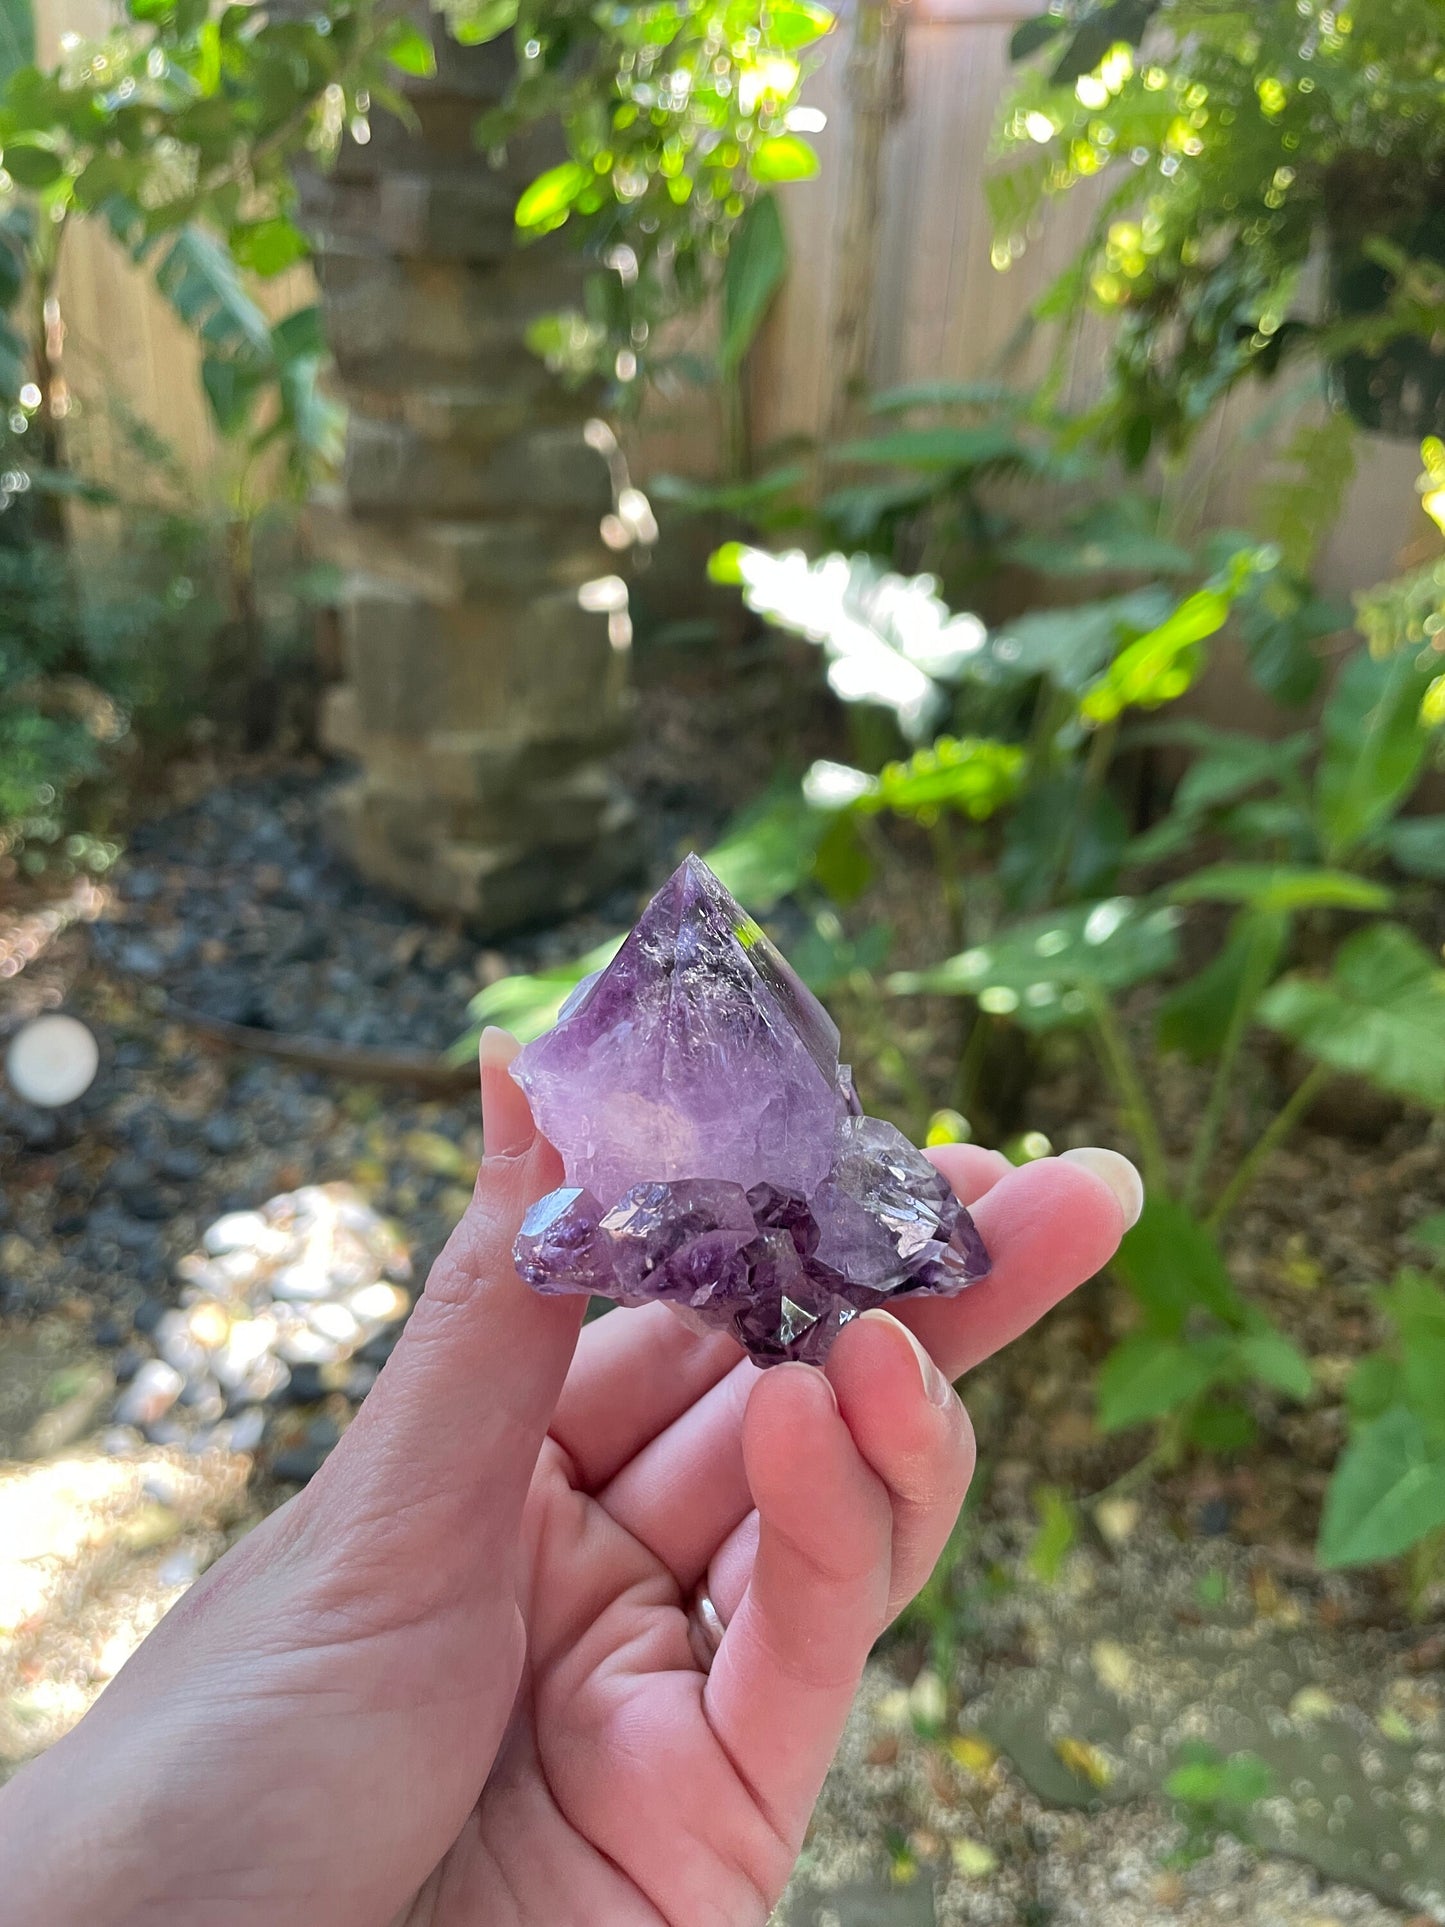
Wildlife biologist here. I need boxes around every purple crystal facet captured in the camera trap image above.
[510,855,990,1364]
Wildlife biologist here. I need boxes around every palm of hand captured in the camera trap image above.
[410,1439,798,1927]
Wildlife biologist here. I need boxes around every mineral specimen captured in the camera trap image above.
[511,853,989,1363]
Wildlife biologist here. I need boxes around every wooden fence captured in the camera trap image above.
[36,0,1423,599]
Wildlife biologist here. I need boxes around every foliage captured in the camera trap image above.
[1164,1744,1272,1864]
[0,0,423,467]
[996,0,1445,460]
[1319,1256,1445,1606]
[447,0,834,402]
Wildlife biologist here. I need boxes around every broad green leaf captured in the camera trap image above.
[1347,1350,1403,1423]
[988,588,1174,694]
[747,135,819,184]
[766,0,835,48]
[1157,909,1288,1062]
[719,193,787,373]
[1111,1197,1245,1335]
[386,19,437,75]
[458,934,625,1051]
[1383,815,1445,880]
[1236,1326,1313,1400]
[705,785,828,908]
[1316,647,1433,860]
[1382,1269,1445,1437]
[1410,1211,1445,1262]
[889,898,1180,1031]
[148,226,272,359]
[999,773,1128,910]
[1318,1406,1445,1567]
[1172,728,1310,819]
[515,161,590,233]
[1097,1332,1231,1431]
[440,0,518,44]
[1169,864,1393,914]
[228,216,308,277]
[787,915,891,995]
[865,737,1025,823]
[832,423,1028,472]
[1009,10,1063,59]
[1081,586,1232,723]
[1258,922,1445,1110]
[1006,497,1193,578]
[2,140,62,187]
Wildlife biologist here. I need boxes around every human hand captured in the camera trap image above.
[0,1032,1136,1927]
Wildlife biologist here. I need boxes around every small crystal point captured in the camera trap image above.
[510,855,990,1363]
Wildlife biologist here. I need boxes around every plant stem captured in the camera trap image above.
[1182,919,1279,1214]
[1207,1062,1330,1232]
[1088,991,1170,1197]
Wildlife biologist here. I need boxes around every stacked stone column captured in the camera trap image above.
[301,30,637,931]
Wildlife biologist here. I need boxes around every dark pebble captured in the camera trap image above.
[270,1443,329,1484]
[202,1115,245,1155]
[1196,1497,1233,1537]
[157,1147,205,1184]
[132,1298,170,1337]
[111,1348,146,1384]
[93,1316,127,1348]
[283,1364,328,1404]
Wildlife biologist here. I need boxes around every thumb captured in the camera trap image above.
[286,1026,585,1596]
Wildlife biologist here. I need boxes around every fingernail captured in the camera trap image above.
[859,1308,954,1407]
[1060,1147,1144,1228]
[479,1025,521,1072]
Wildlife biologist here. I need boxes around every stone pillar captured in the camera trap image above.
[300,30,638,932]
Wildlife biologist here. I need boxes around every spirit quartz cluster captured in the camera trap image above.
[511,855,989,1364]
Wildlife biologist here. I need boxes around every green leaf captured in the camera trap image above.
[386,19,437,76]
[1316,647,1433,860]
[440,0,518,44]
[459,934,625,1050]
[1111,1197,1245,1335]
[719,193,787,373]
[1383,815,1445,880]
[705,785,827,909]
[1382,1269,1445,1437]
[747,135,819,184]
[1172,727,1310,819]
[1347,1350,1404,1424]
[868,378,1024,414]
[998,772,1128,910]
[831,423,1027,472]
[1258,922,1445,1110]
[891,897,1179,1030]
[766,0,835,49]
[228,216,308,277]
[1080,586,1232,724]
[1318,1406,1445,1567]
[1157,909,1288,1062]
[1006,497,1193,578]
[988,589,1175,694]
[1236,1327,1313,1400]
[864,737,1026,824]
[2,141,62,187]
[514,161,590,233]
[1010,11,1064,60]
[1097,1332,1230,1431]
[0,0,33,90]
[148,226,272,359]
[1168,864,1393,914]
[1027,1485,1076,1582]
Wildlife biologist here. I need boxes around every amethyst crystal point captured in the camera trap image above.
[511,852,842,1206]
[510,853,991,1364]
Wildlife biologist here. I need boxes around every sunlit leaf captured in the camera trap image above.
[747,134,819,183]
[514,160,590,233]
[766,0,835,49]
[1080,585,1232,723]
[386,19,436,75]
